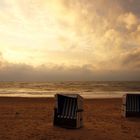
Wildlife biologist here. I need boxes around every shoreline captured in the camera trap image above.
[0,96,122,99]
[0,91,139,99]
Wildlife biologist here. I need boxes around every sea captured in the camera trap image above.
[0,81,140,98]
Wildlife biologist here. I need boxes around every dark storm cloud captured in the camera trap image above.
[0,62,139,81]
[63,0,140,17]
[118,0,140,17]
[0,63,94,81]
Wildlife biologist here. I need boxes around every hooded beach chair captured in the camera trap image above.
[53,94,83,128]
[122,94,140,117]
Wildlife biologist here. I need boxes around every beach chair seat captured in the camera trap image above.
[122,94,140,117]
[53,94,83,128]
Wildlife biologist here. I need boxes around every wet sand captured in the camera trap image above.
[0,97,140,140]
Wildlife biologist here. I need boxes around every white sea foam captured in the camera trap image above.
[0,82,139,98]
[0,89,139,98]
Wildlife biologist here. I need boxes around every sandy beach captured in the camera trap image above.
[0,97,140,140]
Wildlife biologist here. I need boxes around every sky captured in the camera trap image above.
[0,0,140,81]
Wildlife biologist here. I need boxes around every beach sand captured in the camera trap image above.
[0,97,140,140]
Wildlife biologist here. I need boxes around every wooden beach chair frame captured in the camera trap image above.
[53,94,83,128]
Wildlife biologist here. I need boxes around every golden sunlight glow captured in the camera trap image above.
[0,0,140,71]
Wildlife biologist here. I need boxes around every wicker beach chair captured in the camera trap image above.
[122,94,140,117]
[53,94,84,128]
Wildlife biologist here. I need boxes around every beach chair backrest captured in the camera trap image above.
[122,94,140,117]
[57,95,77,118]
[126,94,140,112]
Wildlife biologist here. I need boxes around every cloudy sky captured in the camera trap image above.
[0,0,140,81]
